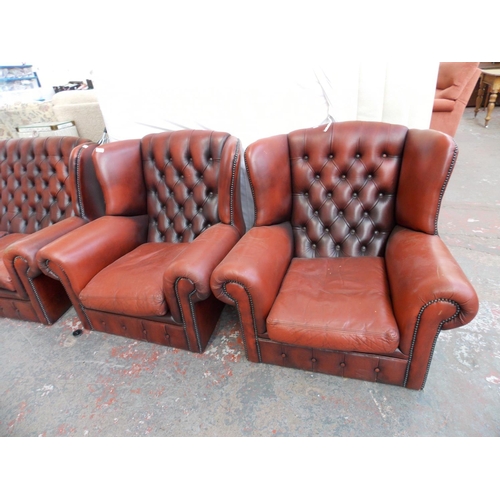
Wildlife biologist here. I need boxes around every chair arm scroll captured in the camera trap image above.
[37,215,148,297]
[163,223,241,322]
[211,222,294,335]
[386,226,479,354]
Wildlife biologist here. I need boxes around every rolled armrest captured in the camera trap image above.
[163,223,241,320]
[3,216,87,281]
[386,226,479,355]
[37,215,148,296]
[211,222,293,334]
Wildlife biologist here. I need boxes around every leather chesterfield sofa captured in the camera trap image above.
[38,130,244,353]
[211,121,479,390]
[0,136,104,324]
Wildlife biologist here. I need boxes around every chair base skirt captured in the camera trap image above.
[257,338,413,389]
[0,293,71,325]
[0,298,41,323]
[84,296,225,353]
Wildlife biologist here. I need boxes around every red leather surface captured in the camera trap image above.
[163,223,240,322]
[386,226,479,355]
[81,242,188,317]
[4,216,86,282]
[93,139,146,216]
[141,130,234,243]
[267,257,399,353]
[37,215,148,297]
[244,134,292,226]
[0,136,93,324]
[219,134,244,234]
[0,137,88,233]
[396,129,457,235]
[259,339,409,386]
[69,143,105,221]
[288,122,408,258]
[0,233,27,292]
[211,222,293,335]
[37,130,243,346]
[212,121,479,388]
[85,309,189,349]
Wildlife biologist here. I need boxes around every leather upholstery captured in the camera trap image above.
[0,136,100,324]
[38,130,244,353]
[266,257,399,353]
[81,242,188,317]
[430,62,481,137]
[211,121,479,390]
[288,122,407,258]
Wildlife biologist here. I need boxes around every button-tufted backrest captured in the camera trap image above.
[0,136,89,234]
[289,122,408,258]
[141,130,243,243]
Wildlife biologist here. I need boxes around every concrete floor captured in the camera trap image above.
[1,107,499,437]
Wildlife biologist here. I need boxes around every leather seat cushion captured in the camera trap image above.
[0,233,29,292]
[266,257,400,354]
[80,242,188,317]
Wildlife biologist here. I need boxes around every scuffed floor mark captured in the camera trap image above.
[61,315,83,332]
[7,401,28,432]
[36,384,54,397]
[110,342,161,378]
[197,327,244,387]
[369,389,389,420]
[201,329,243,363]
[486,375,500,385]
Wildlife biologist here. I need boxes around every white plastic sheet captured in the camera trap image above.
[92,60,438,229]
[93,61,438,145]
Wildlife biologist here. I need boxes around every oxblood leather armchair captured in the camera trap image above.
[38,130,244,353]
[430,62,480,136]
[211,121,479,390]
[0,137,103,324]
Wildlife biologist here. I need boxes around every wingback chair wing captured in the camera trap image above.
[38,130,244,353]
[0,137,104,324]
[430,62,481,136]
[211,121,479,390]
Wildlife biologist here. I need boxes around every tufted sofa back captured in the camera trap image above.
[246,121,418,258]
[0,136,89,234]
[93,130,244,243]
[288,122,408,258]
[246,121,459,259]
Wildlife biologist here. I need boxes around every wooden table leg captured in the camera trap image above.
[475,76,486,117]
[485,89,499,128]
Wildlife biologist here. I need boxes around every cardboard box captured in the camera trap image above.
[16,121,79,138]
